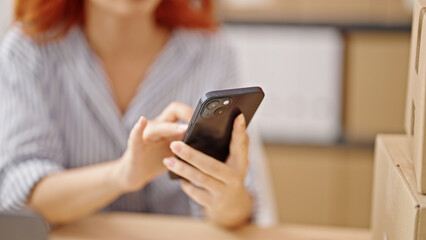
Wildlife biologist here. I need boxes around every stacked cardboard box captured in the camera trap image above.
[343,31,410,143]
[404,0,426,194]
[266,144,374,227]
[372,1,426,239]
[372,135,426,240]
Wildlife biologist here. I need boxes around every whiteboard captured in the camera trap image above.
[224,25,343,144]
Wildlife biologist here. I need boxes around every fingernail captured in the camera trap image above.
[138,117,145,127]
[177,124,188,132]
[170,141,182,153]
[163,158,175,168]
[239,114,246,126]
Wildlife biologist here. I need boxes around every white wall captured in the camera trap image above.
[0,0,13,40]
[225,25,343,144]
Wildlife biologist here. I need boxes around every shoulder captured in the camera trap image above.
[0,25,44,76]
[0,25,79,87]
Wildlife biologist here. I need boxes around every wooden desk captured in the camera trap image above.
[50,213,371,240]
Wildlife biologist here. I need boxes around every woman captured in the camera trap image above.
[0,0,260,228]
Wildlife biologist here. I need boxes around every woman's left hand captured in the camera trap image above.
[163,114,253,229]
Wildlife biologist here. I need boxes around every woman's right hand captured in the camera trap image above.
[113,102,194,193]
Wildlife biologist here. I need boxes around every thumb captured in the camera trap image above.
[128,116,148,148]
[228,114,250,174]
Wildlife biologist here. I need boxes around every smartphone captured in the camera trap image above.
[170,86,264,179]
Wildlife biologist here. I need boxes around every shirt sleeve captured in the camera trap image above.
[0,29,65,211]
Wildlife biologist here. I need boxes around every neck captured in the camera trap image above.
[84,2,169,61]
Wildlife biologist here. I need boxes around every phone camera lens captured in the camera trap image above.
[214,107,226,116]
[207,100,220,110]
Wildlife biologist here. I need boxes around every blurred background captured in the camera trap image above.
[0,0,413,229]
[218,0,412,229]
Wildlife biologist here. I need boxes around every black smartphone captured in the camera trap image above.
[170,86,264,179]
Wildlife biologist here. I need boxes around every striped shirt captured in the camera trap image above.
[0,25,270,224]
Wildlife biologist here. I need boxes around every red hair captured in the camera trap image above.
[14,0,216,41]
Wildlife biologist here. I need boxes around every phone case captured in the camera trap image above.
[170,86,264,179]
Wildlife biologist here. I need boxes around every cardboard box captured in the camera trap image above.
[265,144,374,227]
[371,135,426,240]
[219,0,412,26]
[343,31,410,143]
[405,0,426,194]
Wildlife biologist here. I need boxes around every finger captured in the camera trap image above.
[156,101,194,123]
[143,122,188,142]
[163,157,222,193]
[228,114,250,173]
[128,117,148,147]
[180,179,212,208]
[169,141,234,184]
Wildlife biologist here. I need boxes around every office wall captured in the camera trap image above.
[0,0,12,40]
